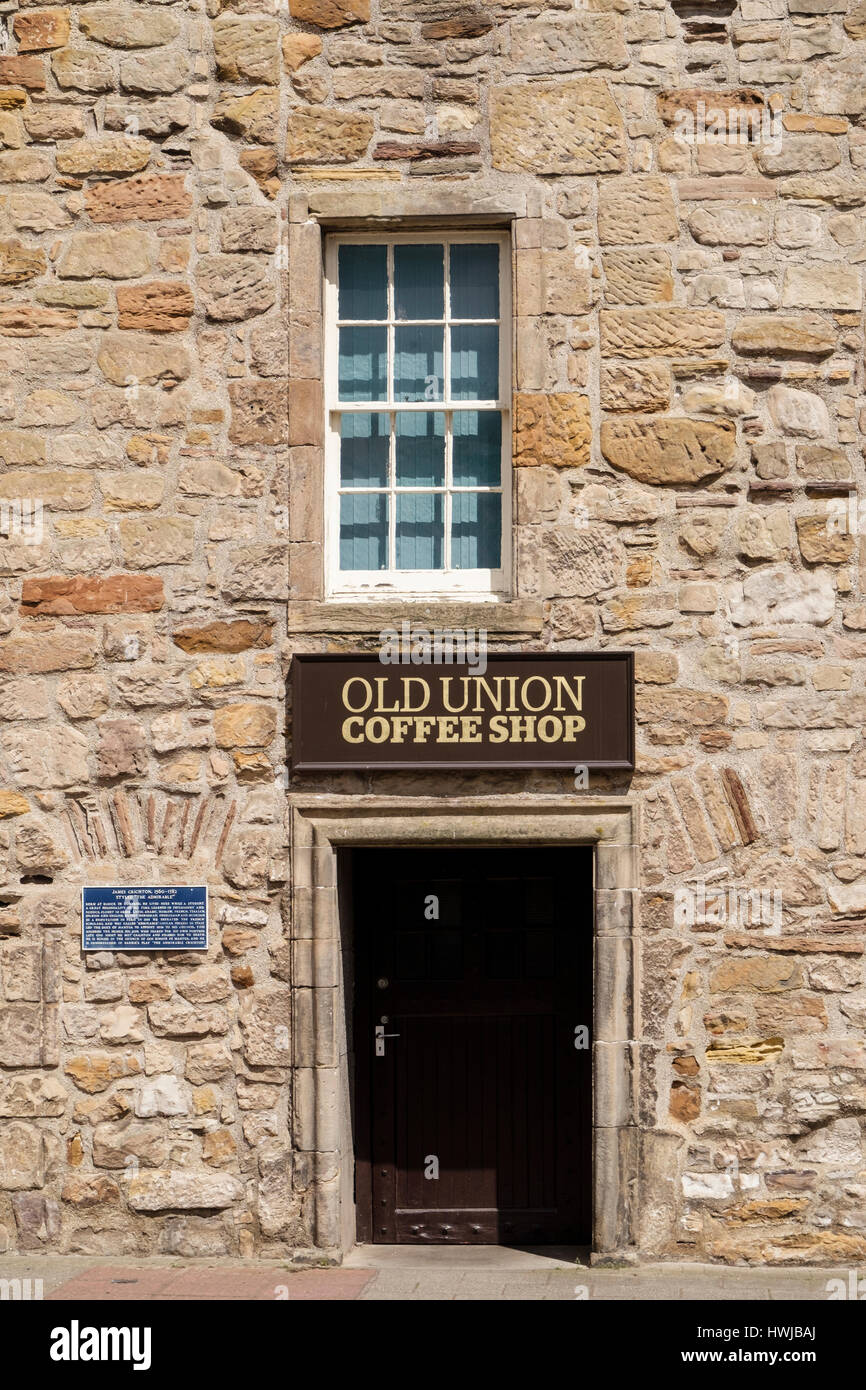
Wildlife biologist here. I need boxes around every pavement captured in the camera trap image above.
[0,1247,859,1301]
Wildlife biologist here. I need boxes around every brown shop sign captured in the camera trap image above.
[291,653,634,772]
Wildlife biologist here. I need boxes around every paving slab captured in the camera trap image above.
[0,1250,857,1301]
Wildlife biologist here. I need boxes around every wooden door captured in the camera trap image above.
[352,847,592,1244]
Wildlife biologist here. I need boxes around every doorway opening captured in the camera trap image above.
[348,846,593,1246]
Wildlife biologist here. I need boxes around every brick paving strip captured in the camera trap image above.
[46,1266,376,1302]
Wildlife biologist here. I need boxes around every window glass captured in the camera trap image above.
[451,492,501,570]
[395,243,444,320]
[340,412,389,488]
[396,493,444,570]
[450,243,499,319]
[450,324,499,401]
[338,243,387,321]
[394,325,444,402]
[332,237,506,586]
[452,411,501,487]
[339,493,388,571]
[395,412,445,488]
[338,326,387,402]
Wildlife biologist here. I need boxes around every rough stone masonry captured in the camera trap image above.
[1,0,866,1265]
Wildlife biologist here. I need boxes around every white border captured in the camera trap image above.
[324,230,513,599]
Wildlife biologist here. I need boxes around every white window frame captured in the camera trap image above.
[323,229,512,599]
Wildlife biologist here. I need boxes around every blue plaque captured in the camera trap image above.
[82,885,208,952]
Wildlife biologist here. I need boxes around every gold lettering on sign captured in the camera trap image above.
[337,671,589,746]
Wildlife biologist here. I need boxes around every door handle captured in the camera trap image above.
[375,1022,400,1057]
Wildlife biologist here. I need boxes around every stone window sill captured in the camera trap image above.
[287,599,544,637]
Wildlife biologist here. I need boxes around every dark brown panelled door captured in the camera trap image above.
[353,847,592,1245]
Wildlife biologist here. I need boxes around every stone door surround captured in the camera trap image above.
[289,795,639,1260]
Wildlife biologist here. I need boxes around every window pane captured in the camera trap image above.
[340,493,388,571]
[339,326,387,402]
[451,492,501,569]
[449,243,499,319]
[340,412,389,487]
[450,324,498,400]
[452,411,501,487]
[394,325,444,402]
[338,244,387,321]
[396,493,443,570]
[395,412,445,487]
[394,244,444,320]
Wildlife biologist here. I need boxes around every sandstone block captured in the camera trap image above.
[116,283,194,332]
[238,988,290,1066]
[767,383,830,438]
[688,204,770,245]
[56,674,111,720]
[0,1122,44,1190]
[0,238,46,285]
[0,57,46,90]
[97,333,189,387]
[85,174,191,224]
[80,5,181,49]
[221,544,288,601]
[119,517,195,567]
[121,52,188,95]
[128,1170,243,1211]
[58,230,154,280]
[196,255,275,321]
[796,514,855,564]
[172,620,273,654]
[228,380,287,445]
[212,90,278,144]
[729,567,835,625]
[507,14,627,73]
[0,633,97,674]
[92,1119,166,1168]
[710,958,802,992]
[13,10,70,53]
[51,47,114,93]
[600,307,725,358]
[599,177,678,244]
[1,467,91,508]
[599,363,670,413]
[491,79,626,175]
[219,208,278,254]
[214,16,279,85]
[148,1003,229,1038]
[0,149,52,183]
[286,108,374,163]
[1,725,88,788]
[756,132,841,176]
[0,1073,65,1117]
[782,264,862,311]
[603,250,673,305]
[289,0,369,25]
[601,417,736,484]
[95,719,147,778]
[101,473,164,512]
[282,34,322,72]
[657,87,765,124]
[5,189,71,231]
[213,703,277,749]
[513,393,591,469]
[56,135,150,176]
[20,575,163,616]
[732,314,835,355]
[184,1042,232,1084]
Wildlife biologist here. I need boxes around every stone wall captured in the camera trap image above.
[1,0,866,1263]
